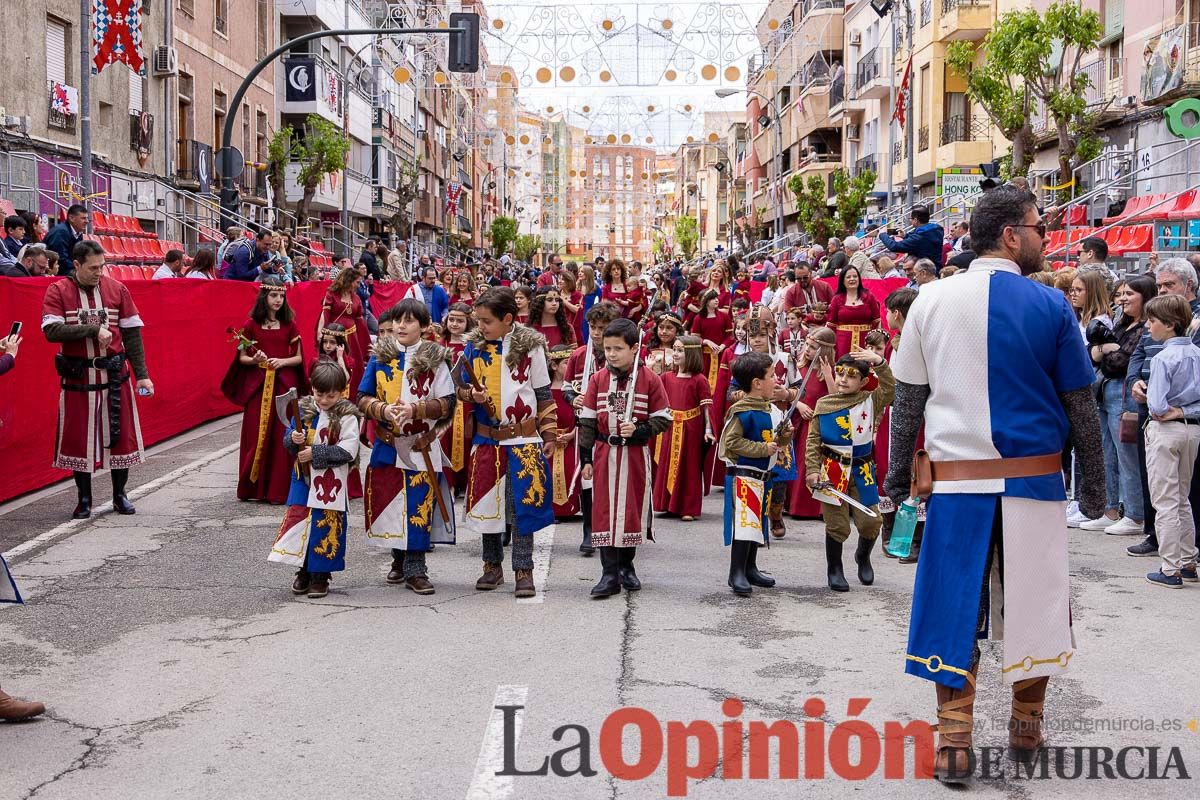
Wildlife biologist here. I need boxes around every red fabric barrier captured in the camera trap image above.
[819,276,910,329]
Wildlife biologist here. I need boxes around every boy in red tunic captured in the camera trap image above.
[42,240,154,518]
[579,318,672,597]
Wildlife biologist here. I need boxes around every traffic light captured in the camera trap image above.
[448,12,480,73]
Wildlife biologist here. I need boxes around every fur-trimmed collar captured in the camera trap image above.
[467,323,547,369]
[298,395,362,427]
[373,337,451,375]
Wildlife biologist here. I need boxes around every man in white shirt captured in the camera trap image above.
[152,249,186,279]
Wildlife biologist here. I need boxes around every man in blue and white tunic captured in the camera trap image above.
[884,185,1105,784]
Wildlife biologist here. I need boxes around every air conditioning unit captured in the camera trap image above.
[1118,95,1138,109]
[2,115,30,133]
[846,123,861,141]
[152,45,178,77]
[849,31,862,46]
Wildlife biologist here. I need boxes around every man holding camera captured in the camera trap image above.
[877,206,946,271]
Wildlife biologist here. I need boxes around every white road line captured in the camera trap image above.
[517,526,554,605]
[466,685,530,800]
[2,443,239,564]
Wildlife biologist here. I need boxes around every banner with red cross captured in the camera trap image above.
[92,0,145,76]
[445,182,463,216]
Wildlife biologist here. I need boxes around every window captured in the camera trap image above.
[918,65,930,129]
[214,0,228,36]
[128,69,143,114]
[213,90,227,150]
[256,0,273,59]
[46,16,69,85]
[1106,41,1123,81]
[179,0,195,17]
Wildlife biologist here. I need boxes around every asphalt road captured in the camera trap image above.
[2,415,1198,799]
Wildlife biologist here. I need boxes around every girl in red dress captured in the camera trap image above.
[731,266,753,308]
[828,265,880,358]
[645,312,685,377]
[688,289,733,393]
[513,284,533,325]
[318,267,371,392]
[779,307,805,360]
[549,345,581,519]
[652,337,714,520]
[221,281,308,504]
[530,286,577,348]
[560,272,585,345]
[600,259,637,319]
[439,303,475,494]
[786,326,838,519]
[449,270,477,308]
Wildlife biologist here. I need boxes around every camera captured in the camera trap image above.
[1085,317,1117,348]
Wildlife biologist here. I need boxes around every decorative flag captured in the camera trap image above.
[50,81,78,115]
[445,182,463,216]
[92,0,145,76]
[892,55,912,129]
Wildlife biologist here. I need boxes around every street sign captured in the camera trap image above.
[936,168,984,210]
[216,146,244,181]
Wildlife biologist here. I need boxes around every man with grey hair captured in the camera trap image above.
[845,235,879,278]
[912,258,938,288]
[823,237,847,277]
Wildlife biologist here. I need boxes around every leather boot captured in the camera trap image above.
[514,570,535,598]
[769,498,786,538]
[826,536,849,592]
[475,562,505,590]
[591,547,622,597]
[386,556,404,585]
[745,543,776,587]
[933,668,977,785]
[71,471,92,519]
[618,547,641,591]
[0,686,45,721]
[111,468,136,515]
[880,511,897,558]
[728,540,752,596]
[580,490,595,555]
[855,536,876,585]
[1007,677,1048,763]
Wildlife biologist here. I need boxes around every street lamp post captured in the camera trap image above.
[716,87,783,245]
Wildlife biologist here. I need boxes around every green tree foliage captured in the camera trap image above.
[831,168,877,239]
[290,115,352,228]
[388,161,422,240]
[673,215,699,259]
[488,215,518,257]
[947,0,1103,193]
[513,233,542,263]
[265,127,294,224]
[788,173,833,245]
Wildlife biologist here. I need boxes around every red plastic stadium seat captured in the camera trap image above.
[1103,195,1151,226]
[1133,190,1195,223]
[142,266,156,279]
[1062,205,1087,226]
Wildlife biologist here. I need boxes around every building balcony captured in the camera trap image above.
[278,0,371,45]
[797,0,845,52]
[853,153,879,179]
[937,0,992,43]
[235,169,269,206]
[937,115,995,168]
[284,163,372,217]
[793,85,835,141]
[852,47,891,101]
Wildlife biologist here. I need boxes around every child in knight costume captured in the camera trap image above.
[719,352,792,596]
[804,350,894,592]
[578,318,672,598]
[270,362,363,599]
[458,288,558,600]
[356,300,457,595]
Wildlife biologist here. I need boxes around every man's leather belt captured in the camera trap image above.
[54,353,128,447]
[929,452,1063,482]
[729,465,771,480]
[375,425,438,451]
[477,418,538,441]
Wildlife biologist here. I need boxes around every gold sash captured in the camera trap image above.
[665,407,702,492]
[249,364,276,483]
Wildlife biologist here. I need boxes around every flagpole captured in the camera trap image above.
[79,0,92,213]
[885,8,896,215]
[904,0,915,209]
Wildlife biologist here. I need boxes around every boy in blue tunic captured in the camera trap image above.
[719,351,792,596]
[805,349,894,592]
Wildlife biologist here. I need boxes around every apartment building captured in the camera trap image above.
[581,144,656,264]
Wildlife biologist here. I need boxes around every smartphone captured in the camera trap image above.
[8,321,21,339]
[137,387,151,397]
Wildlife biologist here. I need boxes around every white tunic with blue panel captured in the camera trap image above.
[891,258,1095,689]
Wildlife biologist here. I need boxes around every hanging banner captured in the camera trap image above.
[284,57,317,102]
[92,0,146,76]
[892,55,912,129]
[445,181,463,216]
[194,141,213,196]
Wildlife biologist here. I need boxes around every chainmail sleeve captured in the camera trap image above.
[1060,386,1106,519]
[882,380,930,506]
[122,326,149,380]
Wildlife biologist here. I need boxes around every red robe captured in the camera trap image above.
[680,280,706,326]
[688,311,733,392]
[601,284,639,321]
[652,373,713,517]
[534,322,574,349]
[567,291,584,345]
[321,290,370,391]
[828,292,881,357]
[42,275,146,472]
[582,366,670,547]
[449,293,475,308]
[221,319,307,504]
[788,357,833,518]
[550,386,580,518]
[440,339,471,491]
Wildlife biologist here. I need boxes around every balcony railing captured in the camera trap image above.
[853,153,878,178]
[236,168,268,200]
[920,0,933,27]
[939,114,991,145]
[854,48,882,96]
[1081,57,1126,106]
[175,138,201,182]
[892,141,905,165]
[942,0,990,10]
[918,125,930,152]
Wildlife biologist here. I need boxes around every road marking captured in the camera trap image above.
[517,526,554,605]
[2,443,239,564]
[466,685,529,800]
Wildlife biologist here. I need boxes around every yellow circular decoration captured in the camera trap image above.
[519,134,530,145]
[543,136,552,144]
[526,149,533,155]
[600,71,612,83]
[701,64,718,80]
[585,137,593,144]
[499,71,514,84]
[686,135,695,143]
[621,134,632,144]
[607,134,617,144]
[725,66,741,82]
[546,105,555,113]
[665,69,677,81]
[392,66,411,83]
[569,170,577,177]
[493,19,504,30]
[662,19,673,30]
[646,105,655,113]
[602,19,614,31]
[433,71,447,85]
[536,67,553,83]
[764,68,777,82]
[684,104,693,112]
[645,136,653,143]
[560,66,576,82]
[641,172,649,179]
[525,171,531,177]
[768,19,780,31]
[582,105,591,113]
[505,135,516,145]
[708,133,720,143]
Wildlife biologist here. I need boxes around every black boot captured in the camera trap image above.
[880,511,898,558]
[619,547,641,591]
[728,540,753,596]
[855,536,877,585]
[71,471,92,519]
[745,543,776,587]
[111,468,136,515]
[580,491,595,555]
[826,536,849,592]
[590,547,622,597]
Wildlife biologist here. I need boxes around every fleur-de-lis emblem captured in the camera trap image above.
[314,468,342,504]
[507,394,533,422]
[511,357,531,384]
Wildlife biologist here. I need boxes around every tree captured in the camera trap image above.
[513,233,542,263]
[788,173,833,245]
[831,168,876,238]
[489,215,518,257]
[265,127,294,225]
[388,161,421,241]
[947,1,1104,189]
[288,115,352,229]
[673,215,698,259]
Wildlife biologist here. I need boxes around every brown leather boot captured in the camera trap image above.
[386,559,404,585]
[405,574,435,595]
[306,576,330,599]
[1008,677,1048,762]
[475,562,504,590]
[933,668,977,785]
[0,687,45,721]
[769,499,786,538]
[514,569,536,598]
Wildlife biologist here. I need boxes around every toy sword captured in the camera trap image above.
[811,481,879,518]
